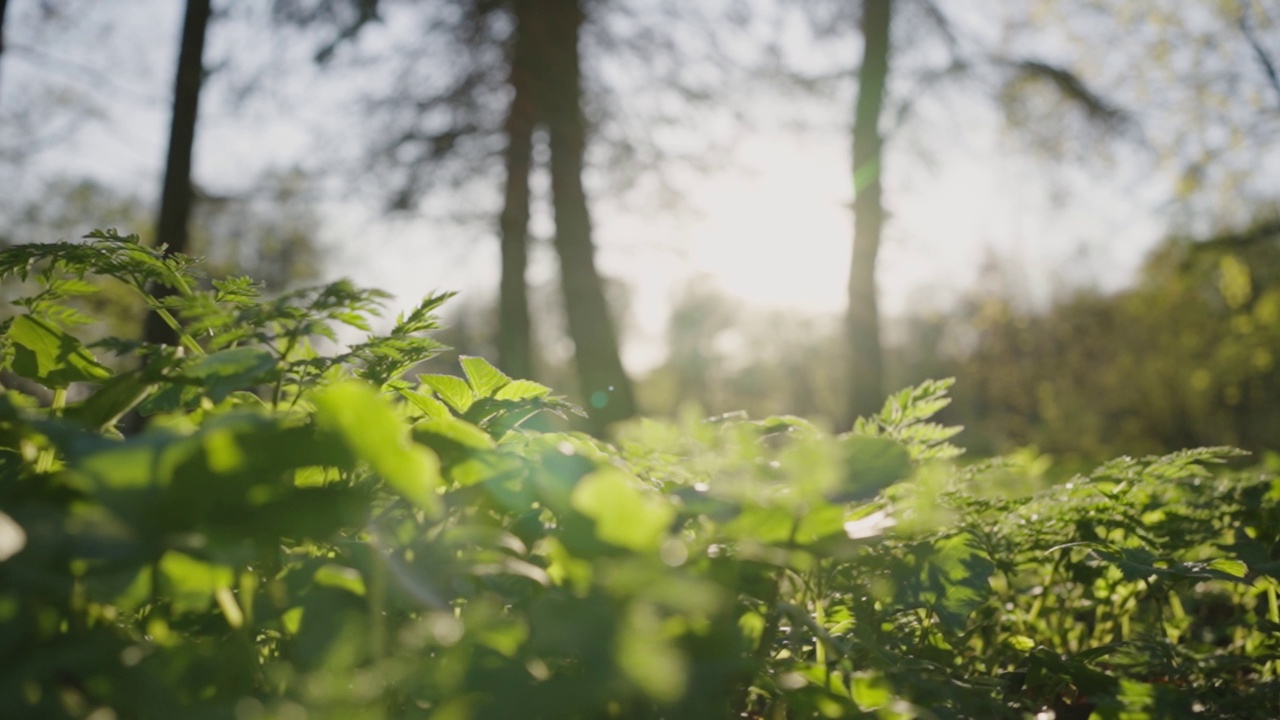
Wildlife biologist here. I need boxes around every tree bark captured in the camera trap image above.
[540,0,637,432]
[497,0,536,380]
[145,0,211,346]
[845,0,893,426]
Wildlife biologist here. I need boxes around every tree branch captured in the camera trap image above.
[1239,10,1280,110]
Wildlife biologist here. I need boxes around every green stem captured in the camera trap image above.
[34,388,68,473]
[130,271,204,356]
[369,546,388,661]
[154,307,204,356]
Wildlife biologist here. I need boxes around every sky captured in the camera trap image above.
[0,0,1254,372]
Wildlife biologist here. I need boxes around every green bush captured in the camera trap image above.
[1,231,1278,719]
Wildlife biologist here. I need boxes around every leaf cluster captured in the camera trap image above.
[2,233,1279,719]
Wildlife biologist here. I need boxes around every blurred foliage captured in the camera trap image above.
[646,214,1280,471]
[3,232,1280,719]
[0,174,323,349]
[943,214,1280,466]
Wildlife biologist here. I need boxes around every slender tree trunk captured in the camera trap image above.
[845,0,893,426]
[0,0,9,101]
[145,0,211,346]
[497,1,536,379]
[540,0,637,432]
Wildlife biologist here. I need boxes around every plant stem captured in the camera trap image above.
[34,387,68,473]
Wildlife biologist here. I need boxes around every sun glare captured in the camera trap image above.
[686,137,853,315]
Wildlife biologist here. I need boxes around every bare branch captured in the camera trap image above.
[1239,9,1280,110]
[1001,58,1130,130]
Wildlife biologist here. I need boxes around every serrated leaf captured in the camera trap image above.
[399,388,451,419]
[494,379,552,401]
[184,347,276,402]
[7,314,111,388]
[412,416,496,453]
[460,355,511,397]
[419,374,475,413]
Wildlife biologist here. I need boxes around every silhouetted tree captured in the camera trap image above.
[0,0,9,99]
[144,0,212,346]
[277,0,665,431]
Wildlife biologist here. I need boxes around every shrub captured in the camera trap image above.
[1,231,1278,719]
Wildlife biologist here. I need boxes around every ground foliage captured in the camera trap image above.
[1,232,1279,719]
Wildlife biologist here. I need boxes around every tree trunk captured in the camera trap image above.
[845,0,893,426]
[145,0,211,346]
[497,0,536,380]
[540,0,637,432]
[0,0,9,101]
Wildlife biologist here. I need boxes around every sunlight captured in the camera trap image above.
[686,136,853,315]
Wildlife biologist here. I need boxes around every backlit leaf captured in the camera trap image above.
[314,381,442,515]
[570,467,675,552]
[460,355,511,397]
[7,314,111,388]
[419,374,475,414]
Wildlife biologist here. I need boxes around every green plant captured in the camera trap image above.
[1,231,1278,719]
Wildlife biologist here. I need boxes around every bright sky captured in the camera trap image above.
[0,0,1180,373]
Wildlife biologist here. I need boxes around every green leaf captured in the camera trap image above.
[850,671,892,711]
[159,551,234,615]
[616,603,687,702]
[7,314,111,388]
[399,388,452,419]
[313,564,366,597]
[897,533,995,634]
[183,347,276,402]
[494,379,553,401]
[570,467,675,552]
[1206,558,1248,579]
[64,368,155,431]
[460,355,512,397]
[313,382,442,515]
[839,436,911,501]
[412,416,496,454]
[419,374,475,413]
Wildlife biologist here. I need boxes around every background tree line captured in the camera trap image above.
[2,0,1278,454]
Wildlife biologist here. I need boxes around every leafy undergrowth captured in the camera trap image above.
[1,231,1279,719]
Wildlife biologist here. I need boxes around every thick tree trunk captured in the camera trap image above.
[540,0,637,432]
[845,0,893,426]
[145,0,211,346]
[497,1,536,380]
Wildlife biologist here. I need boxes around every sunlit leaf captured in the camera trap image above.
[159,551,235,615]
[459,355,511,397]
[314,381,442,515]
[314,563,366,597]
[7,314,111,388]
[419,374,475,413]
[399,388,451,419]
[494,379,552,401]
[570,467,675,551]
